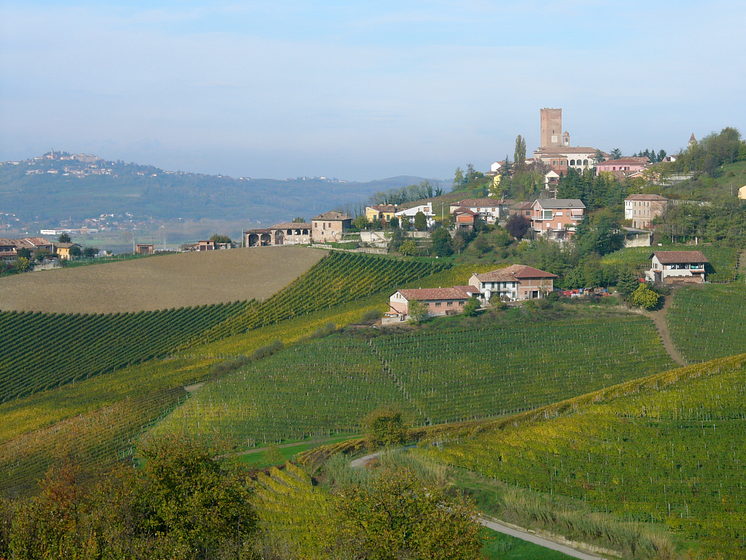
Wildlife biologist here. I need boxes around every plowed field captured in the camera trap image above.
[0,247,326,313]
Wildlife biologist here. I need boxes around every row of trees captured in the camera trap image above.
[666,127,746,176]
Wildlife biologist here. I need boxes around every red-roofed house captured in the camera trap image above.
[449,198,506,224]
[469,264,558,301]
[624,194,668,229]
[388,285,479,319]
[646,251,709,284]
[597,157,649,178]
[453,208,478,230]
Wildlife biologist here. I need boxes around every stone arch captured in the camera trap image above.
[260,233,271,246]
[248,233,260,247]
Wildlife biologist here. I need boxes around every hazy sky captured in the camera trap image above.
[1,1,744,181]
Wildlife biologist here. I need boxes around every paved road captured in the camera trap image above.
[480,517,607,560]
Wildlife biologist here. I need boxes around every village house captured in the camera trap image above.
[54,242,80,260]
[395,203,435,229]
[530,199,585,240]
[452,208,478,230]
[365,205,397,225]
[0,238,16,261]
[468,265,558,302]
[624,194,668,229]
[387,285,479,321]
[449,198,506,225]
[312,211,352,243]
[597,157,649,179]
[646,251,709,284]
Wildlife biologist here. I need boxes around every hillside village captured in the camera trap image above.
[1,113,746,560]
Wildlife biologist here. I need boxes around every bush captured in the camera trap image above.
[361,309,383,323]
[363,407,408,450]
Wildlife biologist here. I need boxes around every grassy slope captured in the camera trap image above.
[415,354,746,558]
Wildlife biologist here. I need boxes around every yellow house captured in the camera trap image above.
[55,242,80,260]
[365,204,397,224]
[738,185,746,200]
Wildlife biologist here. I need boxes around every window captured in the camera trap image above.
[543,210,553,220]
[556,211,563,216]
[447,302,453,306]
[435,302,441,307]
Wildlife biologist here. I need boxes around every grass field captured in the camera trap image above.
[0,246,326,313]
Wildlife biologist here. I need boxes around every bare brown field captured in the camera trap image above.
[0,247,327,313]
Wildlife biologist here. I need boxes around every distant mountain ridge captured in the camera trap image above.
[0,152,442,225]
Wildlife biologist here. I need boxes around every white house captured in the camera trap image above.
[395,203,435,228]
[468,265,558,302]
[646,251,708,284]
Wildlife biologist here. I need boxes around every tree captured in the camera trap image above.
[68,246,81,258]
[630,283,661,310]
[388,216,399,229]
[574,213,625,257]
[431,227,453,257]
[505,213,531,240]
[292,216,305,223]
[398,239,420,256]
[462,296,480,317]
[331,468,482,560]
[353,215,370,231]
[209,234,232,244]
[594,149,606,164]
[57,233,71,243]
[388,228,405,252]
[413,211,427,231]
[616,268,640,300]
[452,167,464,189]
[407,299,428,322]
[131,435,258,556]
[611,148,622,160]
[362,407,407,450]
[82,247,98,258]
[514,134,527,172]
[16,247,32,259]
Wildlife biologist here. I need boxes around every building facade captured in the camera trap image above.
[646,251,708,284]
[624,194,668,229]
[530,199,585,239]
[311,211,352,243]
[468,265,557,302]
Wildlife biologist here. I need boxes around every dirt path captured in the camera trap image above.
[645,293,687,367]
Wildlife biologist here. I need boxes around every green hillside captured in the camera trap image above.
[416,354,746,558]
[154,311,676,445]
[668,283,746,362]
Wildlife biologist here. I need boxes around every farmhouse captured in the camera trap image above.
[646,251,709,284]
[54,242,81,260]
[312,211,352,243]
[243,223,312,247]
[469,264,557,302]
[395,203,435,229]
[388,286,479,320]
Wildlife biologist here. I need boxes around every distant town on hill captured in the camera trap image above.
[0,151,440,235]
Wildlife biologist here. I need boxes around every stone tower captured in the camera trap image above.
[540,108,563,148]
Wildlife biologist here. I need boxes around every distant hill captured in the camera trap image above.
[0,152,442,225]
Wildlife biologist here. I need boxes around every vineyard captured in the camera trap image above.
[417,354,746,558]
[0,301,250,402]
[191,251,450,343]
[667,283,746,363]
[155,314,677,445]
[601,244,739,282]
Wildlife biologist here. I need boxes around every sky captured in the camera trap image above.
[1,1,745,182]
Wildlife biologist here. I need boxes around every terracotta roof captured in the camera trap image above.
[511,201,533,210]
[24,237,52,246]
[455,198,501,208]
[396,286,478,301]
[270,222,312,229]
[535,146,602,155]
[652,251,708,264]
[453,208,478,216]
[626,194,668,201]
[313,211,351,221]
[369,204,397,212]
[532,198,585,210]
[473,264,558,282]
